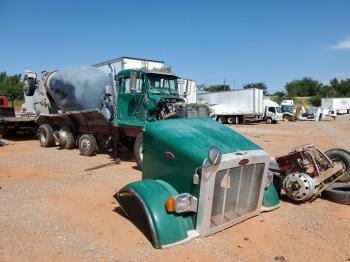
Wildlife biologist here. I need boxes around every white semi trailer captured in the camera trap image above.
[197,88,264,124]
[321,98,350,114]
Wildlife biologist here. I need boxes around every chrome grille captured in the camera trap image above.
[210,163,265,228]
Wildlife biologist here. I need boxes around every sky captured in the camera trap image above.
[0,0,349,93]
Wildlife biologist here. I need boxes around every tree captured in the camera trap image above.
[285,77,323,97]
[327,78,350,97]
[203,84,230,92]
[0,72,23,100]
[270,91,287,104]
[243,82,268,95]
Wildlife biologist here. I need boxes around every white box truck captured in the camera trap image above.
[197,88,264,124]
[177,78,197,104]
[321,98,350,114]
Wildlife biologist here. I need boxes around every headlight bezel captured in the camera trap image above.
[208,146,222,165]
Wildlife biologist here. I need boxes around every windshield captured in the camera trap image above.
[281,105,294,113]
[147,74,178,95]
[276,107,282,113]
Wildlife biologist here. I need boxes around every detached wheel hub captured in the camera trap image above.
[283,173,316,201]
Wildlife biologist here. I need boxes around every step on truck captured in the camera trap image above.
[27,64,208,168]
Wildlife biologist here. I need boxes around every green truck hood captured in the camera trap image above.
[143,117,262,194]
[145,117,261,165]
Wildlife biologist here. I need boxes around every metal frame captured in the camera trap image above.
[196,149,269,236]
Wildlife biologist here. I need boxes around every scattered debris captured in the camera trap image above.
[84,158,121,172]
[0,138,9,146]
[272,145,349,202]
[274,255,286,261]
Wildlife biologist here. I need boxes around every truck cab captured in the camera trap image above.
[114,69,186,125]
[263,99,282,123]
[280,100,296,121]
[0,95,15,117]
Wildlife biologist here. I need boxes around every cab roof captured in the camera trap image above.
[117,68,178,78]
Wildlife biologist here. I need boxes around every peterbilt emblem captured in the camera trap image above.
[164,152,175,160]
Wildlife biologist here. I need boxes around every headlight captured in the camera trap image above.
[165,193,198,213]
[208,146,222,165]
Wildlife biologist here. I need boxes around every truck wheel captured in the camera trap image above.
[39,124,55,147]
[24,78,36,96]
[227,117,234,124]
[58,127,75,150]
[134,133,143,169]
[217,116,226,124]
[266,118,272,124]
[78,134,97,156]
[283,115,291,121]
[53,130,60,146]
[321,183,350,205]
[325,149,350,182]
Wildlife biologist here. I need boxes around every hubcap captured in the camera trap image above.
[81,139,91,151]
[283,173,316,201]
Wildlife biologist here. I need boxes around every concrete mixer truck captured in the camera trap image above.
[24,64,208,168]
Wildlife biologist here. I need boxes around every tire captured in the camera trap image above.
[78,134,97,156]
[325,149,350,182]
[134,133,143,169]
[272,120,277,124]
[39,124,55,147]
[322,183,350,205]
[24,78,36,96]
[58,127,75,150]
[283,114,293,122]
[53,130,60,146]
[227,117,234,124]
[266,118,272,124]
[217,116,226,124]
[227,116,235,125]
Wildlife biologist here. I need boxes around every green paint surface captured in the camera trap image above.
[143,117,262,195]
[262,183,280,208]
[121,179,194,247]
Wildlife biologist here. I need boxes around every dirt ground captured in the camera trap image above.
[1,115,350,262]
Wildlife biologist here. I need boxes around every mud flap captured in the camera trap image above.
[114,179,198,248]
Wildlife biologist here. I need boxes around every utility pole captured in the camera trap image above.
[223,78,226,91]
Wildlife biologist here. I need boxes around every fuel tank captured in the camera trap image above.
[44,65,110,112]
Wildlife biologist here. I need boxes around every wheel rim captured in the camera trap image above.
[40,130,46,143]
[218,117,225,124]
[81,139,91,151]
[139,143,143,161]
[330,157,348,173]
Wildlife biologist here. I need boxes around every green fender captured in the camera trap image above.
[261,183,280,212]
[115,179,196,248]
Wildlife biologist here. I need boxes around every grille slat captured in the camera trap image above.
[210,163,265,228]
